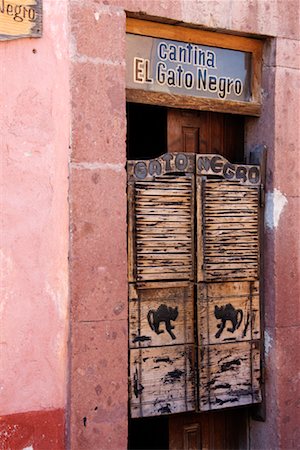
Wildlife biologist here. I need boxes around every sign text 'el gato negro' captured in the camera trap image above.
[128,154,261,186]
[126,34,252,102]
[0,0,42,40]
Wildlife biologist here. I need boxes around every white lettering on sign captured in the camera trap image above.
[126,34,251,102]
[134,57,153,84]
[157,41,217,69]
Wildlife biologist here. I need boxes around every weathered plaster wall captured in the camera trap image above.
[1,1,298,449]
[69,1,299,449]
[0,0,70,448]
[69,3,128,448]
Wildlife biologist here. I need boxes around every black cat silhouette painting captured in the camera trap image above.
[214,303,243,339]
[147,304,179,340]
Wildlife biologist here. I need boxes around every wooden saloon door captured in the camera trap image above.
[196,155,262,410]
[127,151,262,421]
[127,154,196,417]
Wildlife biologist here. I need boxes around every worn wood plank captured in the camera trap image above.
[133,175,194,282]
[199,341,261,411]
[129,283,194,348]
[201,178,260,281]
[126,18,263,54]
[126,89,261,117]
[136,272,193,281]
[130,345,195,418]
[198,281,260,345]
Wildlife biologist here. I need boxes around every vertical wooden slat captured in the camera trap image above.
[197,175,204,282]
[127,182,136,282]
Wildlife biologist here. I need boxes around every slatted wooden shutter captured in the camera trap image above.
[127,154,196,417]
[196,155,262,411]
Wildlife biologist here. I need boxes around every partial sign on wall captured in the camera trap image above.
[0,0,42,40]
[127,153,262,417]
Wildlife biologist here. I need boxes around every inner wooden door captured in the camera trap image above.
[167,108,249,450]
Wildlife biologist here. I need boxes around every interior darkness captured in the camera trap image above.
[126,103,167,160]
[127,102,169,450]
[128,415,169,450]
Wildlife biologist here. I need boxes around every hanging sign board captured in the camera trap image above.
[0,0,42,40]
[126,33,252,102]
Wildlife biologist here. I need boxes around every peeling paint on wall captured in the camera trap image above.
[264,329,273,357]
[265,188,288,230]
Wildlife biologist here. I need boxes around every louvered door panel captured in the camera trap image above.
[131,175,194,282]
[200,179,259,281]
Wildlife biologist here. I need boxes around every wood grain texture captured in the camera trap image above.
[126,18,262,53]
[127,89,261,117]
[198,281,260,345]
[169,404,249,449]
[0,0,42,40]
[167,110,245,161]
[130,345,195,418]
[129,283,194,348]
[200,178,260,281]
[199,341,261,411]
[131,176,195,282]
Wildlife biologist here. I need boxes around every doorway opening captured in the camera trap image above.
[126,103,168,160]
[126,102,248,450]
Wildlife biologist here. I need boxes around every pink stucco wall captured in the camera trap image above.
[1,1,299,449]
[0,0,70,423]
[69,1,299,449]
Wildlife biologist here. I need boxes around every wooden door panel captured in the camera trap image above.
[129,282,194,348]
[130,344,195,418]
[167,109,244,160]
[169,409,248,450]
[199,341,261,411]
[182,126,200,153]
[128,156,196,419]
[127,163,195,283]
[198,178,260,282]
[198,281,260,346]
[196,154,262,413]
